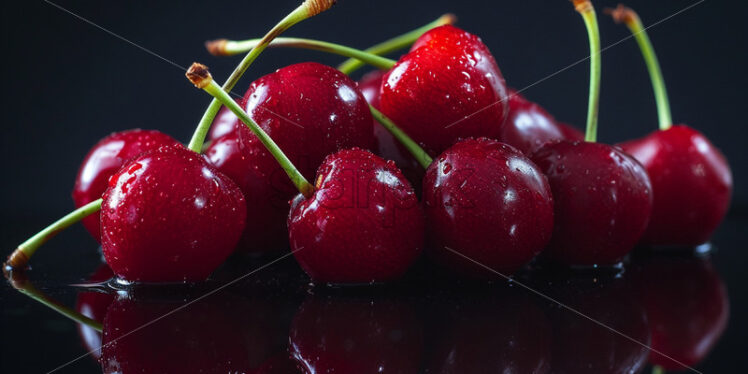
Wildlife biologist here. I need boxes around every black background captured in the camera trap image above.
[1,0,747,372]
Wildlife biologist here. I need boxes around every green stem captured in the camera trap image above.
[574,1,602,143]
[611,6,672,130]
[213,37,396,71]
[338,13,456,75]
[370,106,432,169]
[651,365,665,374]
[6,199,102,269]
[191,68,314,198]
[9,273,103,332]
[187,0,333,152]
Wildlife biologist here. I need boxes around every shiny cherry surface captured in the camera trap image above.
[288,148,424,284]
[207,98,241,141]
[531,141,653,265]
[72,130,179,242]
[75,264,115,360]
[500,91,583,155]
[380,25,509,156]
[101,145,246,282]
[423,138,554,276]
[619,125,732,247]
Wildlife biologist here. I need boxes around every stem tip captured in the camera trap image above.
[205,39,229,56]
[603,4,637,25]
[572,0,594,13]
[304,0,336,17]
[440,13,458,25]
[186,63,213,89]
[4,249,29,271]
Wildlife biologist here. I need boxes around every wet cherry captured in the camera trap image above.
[379,25,509,156]
[72,130,179,242]
[423,138,554,276]
[101,145,246,282]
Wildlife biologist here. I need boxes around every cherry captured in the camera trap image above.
[530,0,652,266]
[289,295,423,373]
[101,144,246,282]
[608,5,732,247]
[422,138,554,277]
[190,66,424,284]
[288,149,424,284]
[379,25,510,156]
[72,130,179,242]
[499,90,583,155]
[633,255,729,370]
[75,264,115,360]
[206,98,240,141]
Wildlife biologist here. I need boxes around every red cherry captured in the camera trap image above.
[423,138,554,276]
[633,255,729,370]
[75,264,115,360]
[289,296,423,373]
[380,25,509,156]
[531,141,653,265]
[288,148,423,284]
[499,90,583,155]
[101,145,246,282]
[72,130,179,242]
[206,98,241,141]
[619,126,732,247]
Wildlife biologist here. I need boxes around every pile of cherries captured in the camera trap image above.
[7,2,732,292]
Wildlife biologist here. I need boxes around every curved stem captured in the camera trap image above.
[188,0,335,152]
[187,64,314,199]
[606,5,672,130]
[209,37,396,71]
[337,13,456,75]
[370,106,432,169]
[573,0,602,143]
[7,272,103,332]
[5,199,102,270]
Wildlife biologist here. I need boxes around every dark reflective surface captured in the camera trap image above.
[1,214,746,373]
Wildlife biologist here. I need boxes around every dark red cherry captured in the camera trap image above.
[207,97,241,141]
[75,264,115,360]
[531,141,653,265]
[499,90,584,155]
[205,124,296,255]
[380,25,510,156]
[238,62,375,180]
[288,148,423,284]
[101,145,246,282]
[72,130,180,242]
[423,138,554,276]
[633,255,728,370]
[618,125,732,247]
[290,296,423,373]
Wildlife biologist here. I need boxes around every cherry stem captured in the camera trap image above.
[370,106,433,169]
[605,5,672,130]
[207,37,396,71]
[187,63,315,199]
[337,13,456,75]
[5,199,102,270]
[652,366,665,374]
[187,0,335,153]
[572,0,602,143]
[6,271,103,332]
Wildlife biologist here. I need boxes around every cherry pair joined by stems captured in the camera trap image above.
[607,4,732,248]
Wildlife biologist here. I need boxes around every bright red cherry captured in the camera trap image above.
[207,98,241,141]
[531,141,652,265]
[288,148,424,284]
[379,25,509,156]
[500,90,583,155]
[101,145,246,282]
[633,255,729,370]
[423,138,554,276]
[72,130,179,242]
[75,264,115,360]
[290,296,423,373]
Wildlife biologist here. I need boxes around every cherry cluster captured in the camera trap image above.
[6,0,732,288]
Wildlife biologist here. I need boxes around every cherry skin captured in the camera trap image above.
[618,125,732,247]
[499,90,584,155]
[380,25,510,156]
[206,98,241,141]
[75,264,115,360]
[288,148,424,284]
[101,145,246,282]
[531,141,653,266]
[422,138,554,276]
[72,129,180,242]
[633,255,729,370]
